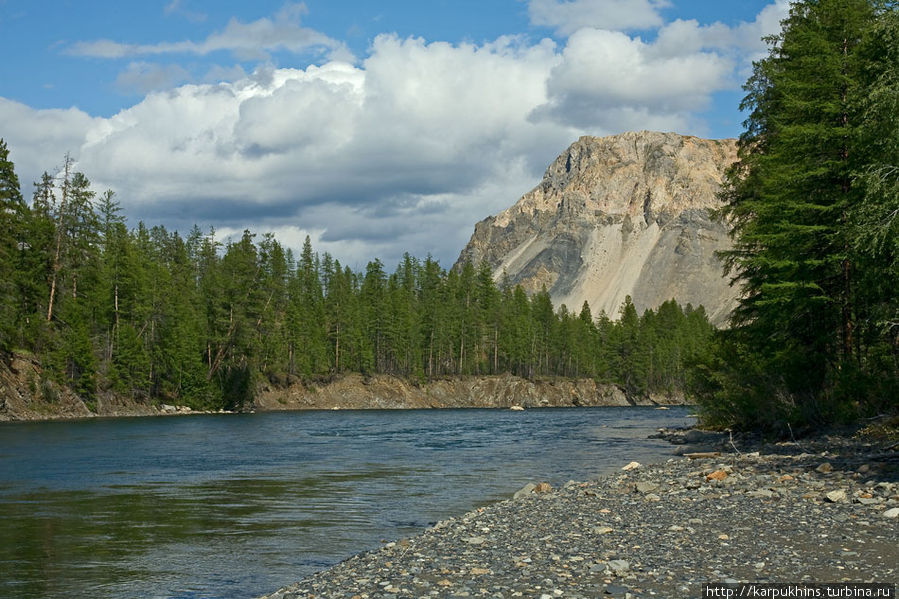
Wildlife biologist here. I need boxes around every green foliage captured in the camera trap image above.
[0,139,25,353]
[701,0,899,431]
[0,146,718,408]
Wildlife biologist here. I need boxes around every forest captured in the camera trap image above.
[693,0,899,431]
[0,146,714,410]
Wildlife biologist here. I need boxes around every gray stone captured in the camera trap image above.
[747,489,775,499]
[604,584,630,595]
[513,483,537,499]
[883,507,899,519]
[635,481,660,494]
[856,497,881,505]
[825,490,847,503]
[607,560,631,576]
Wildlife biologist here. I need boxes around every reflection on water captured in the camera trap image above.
[0,407,693,599]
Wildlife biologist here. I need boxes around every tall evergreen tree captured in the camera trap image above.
[709,0,895,428]
[0,140,24,353]
[851,7,899,408]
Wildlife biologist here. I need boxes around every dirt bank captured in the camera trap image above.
[0,353,686,422]
[254,373,685,411]
[0,354,162,421]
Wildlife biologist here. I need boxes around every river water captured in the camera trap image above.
[0,407,693,599]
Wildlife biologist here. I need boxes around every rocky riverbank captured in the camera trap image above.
[1,352,681,421]
[0,354,236,421]
[254,373,680,412]
[258,429,899,599]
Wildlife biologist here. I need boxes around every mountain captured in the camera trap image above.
[455,131,739,325]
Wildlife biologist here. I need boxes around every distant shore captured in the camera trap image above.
[257,429,899,598]
[1,360,687,422]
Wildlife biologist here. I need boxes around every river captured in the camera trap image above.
[0,407,693,598]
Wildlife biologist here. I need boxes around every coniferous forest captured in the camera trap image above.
[0,143,714,411]
[693,0,899,431]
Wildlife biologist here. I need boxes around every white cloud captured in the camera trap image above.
[68,2,353,63]
[652,0,790,60]
[531,28,733,131]
[2,2,788,267]
[0,98,96,191]
[528,0,670,35]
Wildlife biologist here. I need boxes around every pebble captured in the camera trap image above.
[707,470,728,481]
[607,559,631,576]
[635,481,659,493]
[825,490,848,503]
[257,431,899,599]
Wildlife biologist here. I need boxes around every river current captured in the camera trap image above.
[0,407,693,598]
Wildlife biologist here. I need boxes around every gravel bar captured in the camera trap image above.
[257,432,899,599]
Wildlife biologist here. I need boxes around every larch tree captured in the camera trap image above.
[710,0,897,428]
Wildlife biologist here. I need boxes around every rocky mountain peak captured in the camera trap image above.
[456,131,740,325]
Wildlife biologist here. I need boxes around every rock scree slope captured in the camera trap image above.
[456,131,740,325]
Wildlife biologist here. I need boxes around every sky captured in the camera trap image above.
[0,0,789,269]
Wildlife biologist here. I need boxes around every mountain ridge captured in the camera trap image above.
[455,130,740,324]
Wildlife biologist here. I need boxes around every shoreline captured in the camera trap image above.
[257,430,899,599]
[0,370,687,423]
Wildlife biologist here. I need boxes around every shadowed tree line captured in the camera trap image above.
[0,142,714,410]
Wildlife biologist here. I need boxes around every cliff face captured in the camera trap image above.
[456,131,739,324]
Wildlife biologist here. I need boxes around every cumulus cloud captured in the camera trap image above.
[0,98,96,190]
[528,0,670,35]
[652,0,790,60]
[531,28,733,131]
[2,2,789,267]
[68,2,353,63]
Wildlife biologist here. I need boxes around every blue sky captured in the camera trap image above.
[0,0,787,267]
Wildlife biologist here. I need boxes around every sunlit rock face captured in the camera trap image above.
[456,131,739,325]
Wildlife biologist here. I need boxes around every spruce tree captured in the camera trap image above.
[712,0,894,428]
[852,7,899,408]
[0,140,24,353]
